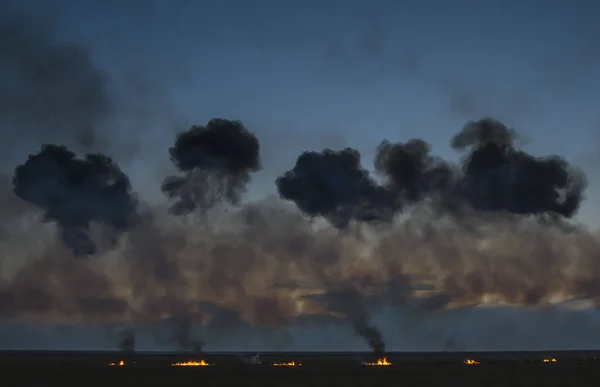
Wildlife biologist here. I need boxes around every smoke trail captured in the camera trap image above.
[118,329,135,353]
[355,316,385,355]
[169,317,204,354]
[304,287,391,352]
[162,118,261,215]
[12,144,138,257]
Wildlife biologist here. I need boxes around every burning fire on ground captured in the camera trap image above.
[464,359,480,365]
[272,361,301,367]
[171,360,210,367]
[543,358,557,363]
[363,357,392,366]
[109,360,125,367]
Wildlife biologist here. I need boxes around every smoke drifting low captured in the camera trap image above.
[0,115,597,353]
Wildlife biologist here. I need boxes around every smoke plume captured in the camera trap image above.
[118,329,136,353]
[355,316,385,355]
[0,116,597,352]
[162,118,261,215]
[275,148,394,228]
[12,144,138,257]
[451,118,587,218]
[169,317,204,354]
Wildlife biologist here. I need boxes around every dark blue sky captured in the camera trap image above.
[1,0,600,351]
[5,0,598,224]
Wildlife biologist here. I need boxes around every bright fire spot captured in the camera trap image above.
[272,361,301,367]
[109,360,125,367]
[464,359,480,365]
[171,360,210,367]
[364,357,392,366]
[543,358,557,363]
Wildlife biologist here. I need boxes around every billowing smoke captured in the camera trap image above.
[0,117,597,352]
[451,118,587,218]
[12,145,138,257]
[375,138,455,205]
[278,117,587,229]
[275,148,394,228]
[162,119,261,215]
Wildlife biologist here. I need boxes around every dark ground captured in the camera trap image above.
[1,351,599,387]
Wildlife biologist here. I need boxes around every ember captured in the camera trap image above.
[109,360,125,367]
[464,359,480,365]
[543,358,557,363]
[272,361,301,367]
[363,357,392,366]
[171,360,210,367]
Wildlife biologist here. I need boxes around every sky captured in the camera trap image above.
[5,0,598,224]
[1,0,600,351]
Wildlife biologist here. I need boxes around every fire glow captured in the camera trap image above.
[171,360,210,367]
[464,359,480,365]
[109,360,125,367]
[272,361,301,367]
[543,358,557,363]
[363,357,392,366]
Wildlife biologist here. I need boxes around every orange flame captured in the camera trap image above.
[543,358,557,363]
[272,361,301,367]
[109,360,125,366]
[464,359,480,365]
[171,360,210,367]
[364,357,392,366]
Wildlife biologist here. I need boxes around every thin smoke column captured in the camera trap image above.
[12,144,138,257]
[162,118,262,215]
[355,315,385,355]
[118,329,136,354]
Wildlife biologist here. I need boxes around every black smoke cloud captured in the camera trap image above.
[452,118,587,218]
[12,144,137,257]
[275,148,394,228]
[374,138,456,205]
[277,117,587,227]
[162,118,262,215]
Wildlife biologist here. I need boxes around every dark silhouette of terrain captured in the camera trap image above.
[1,350,600,386]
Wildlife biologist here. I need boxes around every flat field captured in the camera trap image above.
[1,350,598,387]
